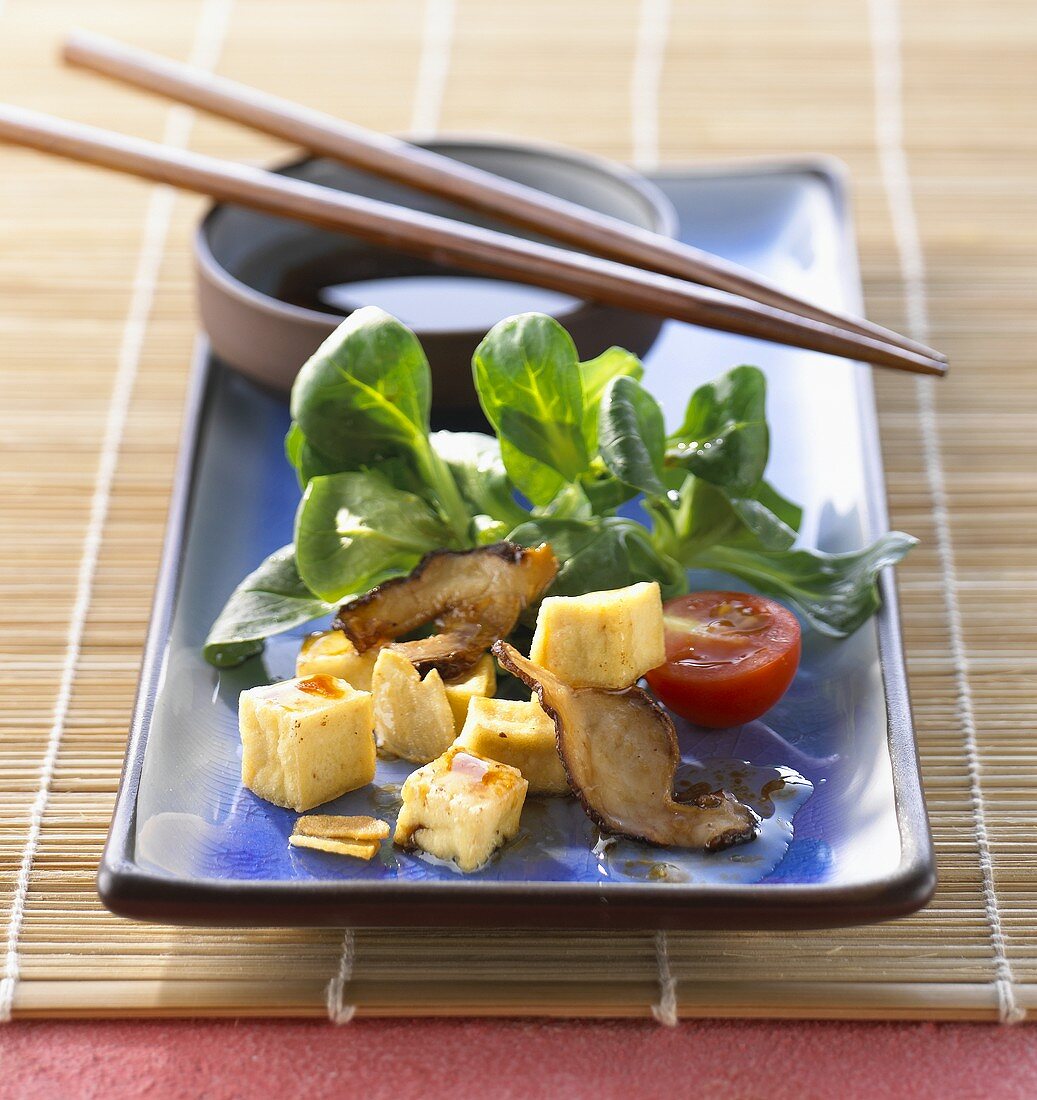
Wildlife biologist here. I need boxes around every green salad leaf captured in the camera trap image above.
[666,364,769,493]
[287,306,469,538]
[203,546,333,668]
[751,480,804,534]
[204,309,916,667]
[647,477,799,559]
[694,532,918,637]
[284,422,339,487]
[597,376,667,496]
[295,471,456,603]
[580,463,640,513]
[509,515,686,600]
[290,305,432,465]
[645,475,753,562]
[727,492,799,550]
[472,313,590,503]
[649,367,801,557]
[430,430,529,528]
[579,346,644,450]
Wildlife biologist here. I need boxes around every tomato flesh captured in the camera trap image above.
[644,591,801,728]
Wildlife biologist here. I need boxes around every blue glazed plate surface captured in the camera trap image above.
[100,160,934,928]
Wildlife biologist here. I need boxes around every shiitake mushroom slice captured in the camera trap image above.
[335,542,557,680]
[494,642,759,852]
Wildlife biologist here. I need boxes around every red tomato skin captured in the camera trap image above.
[644,591,801,728]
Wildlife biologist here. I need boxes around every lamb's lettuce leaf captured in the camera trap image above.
[430,430,528,528]
[473,313,590,503]
[598,376,667,496]
[295,470,455,603]
[287,306,469,538]
[284,422,339,487]
[694,532,917,637]
[509,515,686,601]
[666,364,769,493]
[203,546,333,668]
[290,305,431,465]
[579,346,644,450]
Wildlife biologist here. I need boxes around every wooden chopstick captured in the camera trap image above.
[0,103,946,376]
[62,28,946,369]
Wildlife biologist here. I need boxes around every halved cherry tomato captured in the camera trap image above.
[644,591,801,728]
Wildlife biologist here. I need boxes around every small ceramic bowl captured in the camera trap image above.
[195,138,678,408]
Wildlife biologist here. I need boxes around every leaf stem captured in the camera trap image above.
[417,441,475,546]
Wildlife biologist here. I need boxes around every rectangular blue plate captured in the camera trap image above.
[99,158,935,929]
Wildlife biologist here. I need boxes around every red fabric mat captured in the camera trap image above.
[3,1020,1036,1099]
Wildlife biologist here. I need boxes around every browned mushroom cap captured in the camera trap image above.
[334,542,558,680]
[494,642,759,852]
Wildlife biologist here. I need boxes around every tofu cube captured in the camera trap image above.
[443,653,497,733]
[296,629,379,691]
[394,746,527,871]
[372,648,456,764]
[239,675,375,811]
[529,581,666,689]
[455,696,569,796]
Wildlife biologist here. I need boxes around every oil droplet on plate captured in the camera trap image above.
[597,758,814,886]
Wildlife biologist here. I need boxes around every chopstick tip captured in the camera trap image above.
[921,358,949,378]
[61,27,101,65]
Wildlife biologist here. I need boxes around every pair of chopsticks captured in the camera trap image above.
[0,30,947,377]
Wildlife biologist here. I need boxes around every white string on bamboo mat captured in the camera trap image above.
[410,0,456,141]
[326,930,358,1025]
[651,931,679,1027]
[0,0,236,1023]
[631,0,671,172]
[632,0,682,1026]
[868,0,1025,1025]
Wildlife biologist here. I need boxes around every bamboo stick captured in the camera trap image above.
[62,28,944,366]
[0,104,946,375]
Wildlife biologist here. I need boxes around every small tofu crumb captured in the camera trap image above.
[288,835,380,860]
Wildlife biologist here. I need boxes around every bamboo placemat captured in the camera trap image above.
[1,0,1035,1022]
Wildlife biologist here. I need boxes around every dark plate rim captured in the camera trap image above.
[98,156,936,930]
